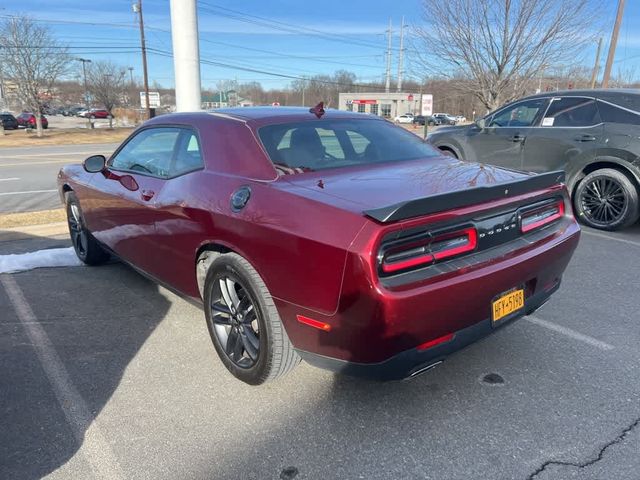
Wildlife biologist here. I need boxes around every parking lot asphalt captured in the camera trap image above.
[0,223,639,480]
[0,143,119,213]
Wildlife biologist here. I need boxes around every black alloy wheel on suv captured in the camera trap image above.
[426,89,640,230]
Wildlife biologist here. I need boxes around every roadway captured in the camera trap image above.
[0,143,119,214]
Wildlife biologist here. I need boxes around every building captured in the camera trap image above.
[202,90,253,109]
[338,92,420,118]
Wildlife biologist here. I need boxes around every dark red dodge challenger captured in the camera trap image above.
[58,106,580,385]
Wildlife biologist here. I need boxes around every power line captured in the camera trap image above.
[147,47,421,93]
[197,1,388,51]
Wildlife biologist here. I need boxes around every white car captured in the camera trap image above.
[455,115,467,123]
[394,114,414,124]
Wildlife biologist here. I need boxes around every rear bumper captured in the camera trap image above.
[298,280,558,381]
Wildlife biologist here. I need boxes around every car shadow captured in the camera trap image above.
[0,231,172,480]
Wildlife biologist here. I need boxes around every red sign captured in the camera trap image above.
[352,99,377,105]
[408,94,414,101]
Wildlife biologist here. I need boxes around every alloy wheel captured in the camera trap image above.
[68,203,88,257]
[579,176,626,227]
[209,276,260,369]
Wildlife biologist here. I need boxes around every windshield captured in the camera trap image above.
[258,119,439,175]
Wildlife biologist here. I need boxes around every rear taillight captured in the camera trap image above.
[520,199,564,233]
[381,226,477,274]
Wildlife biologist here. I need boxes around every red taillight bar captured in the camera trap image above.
[431,227,478,261]
[520,200,565,233]
[381,227,477,274]
[381,252,433,273]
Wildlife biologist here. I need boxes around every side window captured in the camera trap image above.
[171,131,204,177]
[346,130,370,155]
[542,98,601,127]
[597,101,640,126]
[109,128,182,178]
[489,99,547,127]
[317,128,345,159]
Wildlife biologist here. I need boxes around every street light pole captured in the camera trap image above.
[77,58,92,127]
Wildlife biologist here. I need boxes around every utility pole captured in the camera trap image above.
[77,58,91,109]
[170,0,202,111]
[590,38,603,89]
[133,1,152,118]
[602,0,626,88]
[384,18,392,94]
[396,16,404,92]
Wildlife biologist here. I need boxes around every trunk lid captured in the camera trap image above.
[274,157,551,220]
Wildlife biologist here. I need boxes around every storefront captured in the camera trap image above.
[338,92,419,118]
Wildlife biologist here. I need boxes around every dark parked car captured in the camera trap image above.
[412,115,440,126]
[0,113,19,130]
[16,113,48,129]
[433,113,457,125]
[427,89,640,230]
[57,107,580,385]
[63,106,84,117]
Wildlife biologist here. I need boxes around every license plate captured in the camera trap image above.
[492,289,525,323]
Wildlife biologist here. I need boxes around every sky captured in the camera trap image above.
[0,0,639,91]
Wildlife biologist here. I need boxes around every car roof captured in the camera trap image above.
[506,88,640,112]
[524,88,638,98]
[211,106,377,122]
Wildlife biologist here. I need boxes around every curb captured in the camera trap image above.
[0,222,68,243]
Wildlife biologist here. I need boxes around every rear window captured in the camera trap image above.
[542,97,601,127]
[258,119,439,174]
[597,101,640,126]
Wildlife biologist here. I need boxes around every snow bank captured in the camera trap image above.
[0,247,83,274]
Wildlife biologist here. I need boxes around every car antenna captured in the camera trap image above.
[309,102,325,118]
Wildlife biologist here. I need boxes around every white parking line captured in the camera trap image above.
[526,315,614,351]
[0,189,57,196]
[0,178,20,182]
[581,229,640,248]
[0,275,124,480]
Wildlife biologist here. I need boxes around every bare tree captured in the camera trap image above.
[0,16,70,136]
[413,0,601,111]
[87,61,127,128]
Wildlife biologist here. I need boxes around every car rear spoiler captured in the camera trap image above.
[363,170,566,223]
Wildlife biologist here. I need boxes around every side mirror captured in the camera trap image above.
[475,118,486,129]
[83,155,106,173]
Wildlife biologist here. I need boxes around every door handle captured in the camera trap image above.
[575,134,596,142]
[510,135,525,142]
[141,189,155,201]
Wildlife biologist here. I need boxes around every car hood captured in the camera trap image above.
[274,157,526,215]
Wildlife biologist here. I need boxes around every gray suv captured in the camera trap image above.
[427,89,640,230]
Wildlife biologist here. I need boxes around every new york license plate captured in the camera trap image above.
[492,289,525,323]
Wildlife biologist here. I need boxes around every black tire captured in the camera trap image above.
[203,253,300,385]
[574,168,640,231]
[65,192,110,265]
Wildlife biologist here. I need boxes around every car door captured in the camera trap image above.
[522,96,604,175]
[89,127,183,276]
[141,129,207,287]
[465,97,549,169]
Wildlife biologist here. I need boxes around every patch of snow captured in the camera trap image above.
[0,247,83,274]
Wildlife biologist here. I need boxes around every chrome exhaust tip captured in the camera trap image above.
[406,360,443,379]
